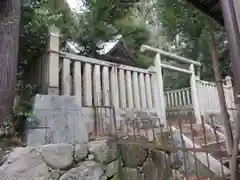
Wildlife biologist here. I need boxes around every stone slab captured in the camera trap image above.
[26,95,161,146]
[26,95,89,146]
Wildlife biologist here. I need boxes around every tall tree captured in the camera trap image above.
[0,0,21,126]
[211,31,233,154]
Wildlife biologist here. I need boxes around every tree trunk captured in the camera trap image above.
[0,0,21,125]
[210,31,234,154]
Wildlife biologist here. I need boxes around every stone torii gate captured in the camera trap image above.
[140,44,202,124]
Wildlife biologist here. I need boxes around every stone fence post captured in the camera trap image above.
[224,76,236,110]
[189,64,201,124]
[154,53,167,127]
[225,76,233,87]
[45,26,60,95]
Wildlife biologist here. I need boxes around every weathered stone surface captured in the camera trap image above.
[48,169,61,180]
[0,129,4,137]
[26,95,89,146]
[119,137,148,168]
[205,112,235,135]
[40,143,73,170]
[0,173,46,180]
[0,147,49,179]
[105,160,119,177]
[142,155,171,180]
[59,161,104,180]
[87,154,94,161]
[121,167,141,180]
[111,175,120,180]
[33,95,81,110]
[169,130,227,177]
[89,139,117,164]
[142,157,158,180]
[74,143,88,162]
[26,129,52,147]
[151,150,171,176]
[99,176,108,180]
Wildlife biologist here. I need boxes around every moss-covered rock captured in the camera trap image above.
[121,167,142,180]
[105,160,120,177]
[142,153,171,180]
[119,137,148,168]
[111,174,120,180]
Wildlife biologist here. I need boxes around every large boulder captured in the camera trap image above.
[74,142,88,162]
[120,167,142,180]
[142,153,171,180]
[39,143,74,170]
[105,160,120,177]
[119,137,148,168]
[89,139,118,164]
[0,147,49,179]
[59,161,105,180]
[0,141,121,180]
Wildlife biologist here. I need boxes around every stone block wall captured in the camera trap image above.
[118,137,171,180]
[0,138,171,180]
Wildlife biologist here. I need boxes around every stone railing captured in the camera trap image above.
[33,26,166,125]
[165,87,192,108]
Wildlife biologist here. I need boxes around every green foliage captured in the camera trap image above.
[19,0,229,91]
[153,0,228,88]
[2,84,36,137]
[20,0,72,69]
[69,0,149,57]
[14,84,36,118]
[20,0,150,68]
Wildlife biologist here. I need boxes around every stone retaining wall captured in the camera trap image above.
[0,138,170,180]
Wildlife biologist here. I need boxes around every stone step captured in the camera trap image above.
[201,141,225,149]
[175,124,204,135]
[192,136,206,145]
[176,124,226,146]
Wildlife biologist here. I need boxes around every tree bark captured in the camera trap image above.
[0,0,21,125]
[210,31,234,154]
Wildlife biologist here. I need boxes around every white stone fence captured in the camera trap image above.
[31,27,166,124]
[164,87,192,108]
[27,26,236,125]
[165,76,236,117]
[196,77,236,115]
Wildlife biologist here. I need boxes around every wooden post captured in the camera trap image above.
[46,26,60,94]
[189,64,201,124]
[154,53,166,127]
[233,0,240,33]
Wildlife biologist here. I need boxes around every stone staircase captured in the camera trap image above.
[175,123,230,166]
[170,123,231,179]
[179,124,225,146]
